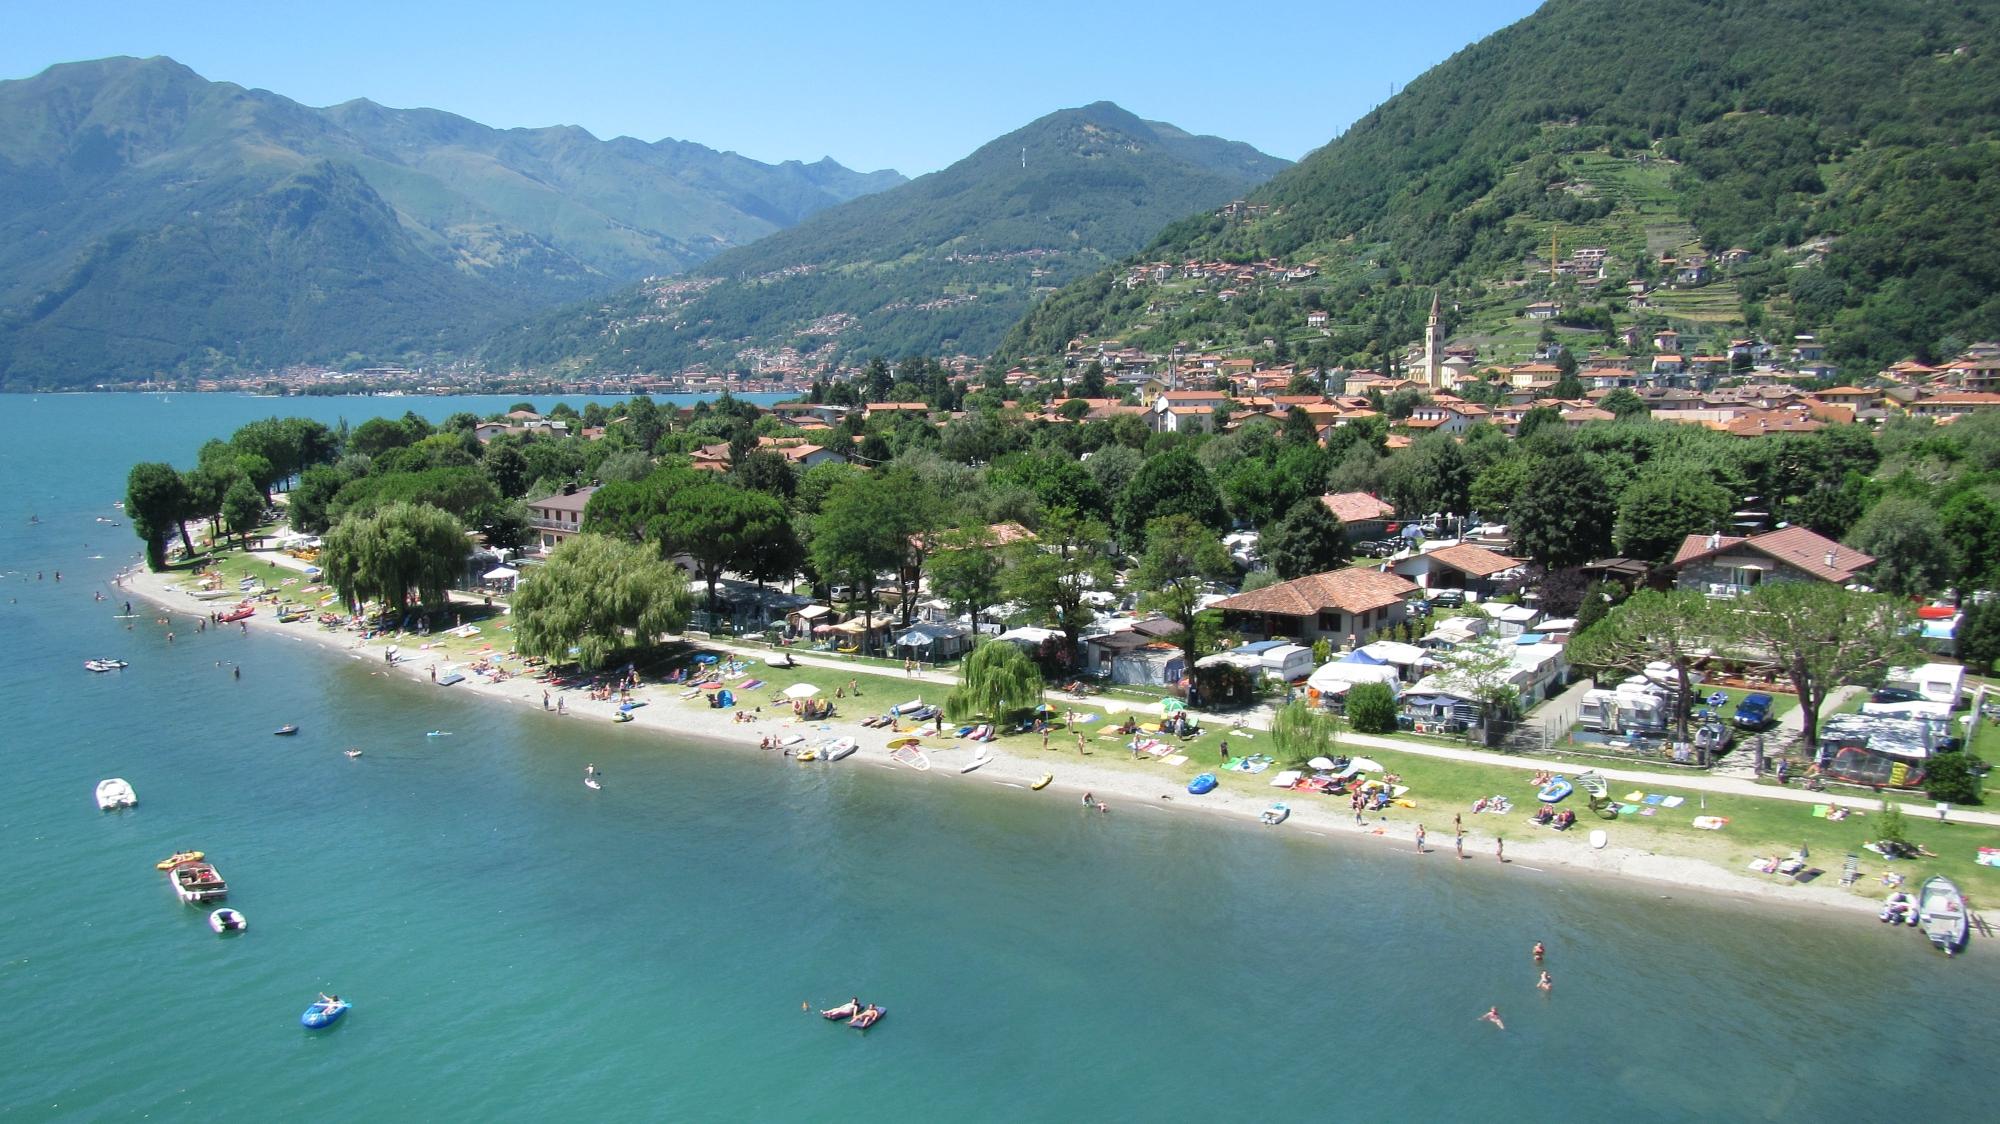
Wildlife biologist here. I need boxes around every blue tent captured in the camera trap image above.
[1339,649,1388,665]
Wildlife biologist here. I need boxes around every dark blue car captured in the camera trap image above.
[1732,693,1774,729]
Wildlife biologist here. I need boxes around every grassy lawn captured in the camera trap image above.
[1136,733,2000,900]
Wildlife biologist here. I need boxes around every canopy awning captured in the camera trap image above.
[483,566,520,581]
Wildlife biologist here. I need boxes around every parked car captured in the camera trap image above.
[1732,692,1775,729]
[1870,687,1925,705]
[1429,589,1466,609]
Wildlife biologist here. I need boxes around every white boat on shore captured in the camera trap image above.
[95,778,137,810]
[190,589,232,601]
[961,749,992,773]
[824,737,858,761]
[1918,875,1969,955]
[168,860,228,904]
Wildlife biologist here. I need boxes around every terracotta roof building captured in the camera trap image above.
[1670,527,1875,597]
[1213,567,1419,647]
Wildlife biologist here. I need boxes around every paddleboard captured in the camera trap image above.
[1589,829,1607,850]
[584,777,602,790]
[960,753,992,774]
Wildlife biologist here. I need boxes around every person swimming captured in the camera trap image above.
[1537,971,1553,992]
[1481,1006,1505,1030]
[1532,941,1545,962]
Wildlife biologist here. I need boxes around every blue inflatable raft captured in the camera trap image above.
[1188,773,1218,795]
[301,997,350,1029]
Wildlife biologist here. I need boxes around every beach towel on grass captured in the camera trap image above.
[1811,804,1829,818]
[1643,794,1665,805]
[1660,796,1685,808]
[1619,803,1641,815]
[1162,754,1189,766]
[1623,791,1645,803]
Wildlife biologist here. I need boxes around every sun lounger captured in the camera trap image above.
[1839,854,1861,886]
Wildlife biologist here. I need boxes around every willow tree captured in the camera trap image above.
[321,501,467,613]
[513,534,690,670]
[1271,700,1337,765]
[944,640,1044,723]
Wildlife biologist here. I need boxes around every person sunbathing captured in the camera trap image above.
[823,998,861,1019]
[850,1003,881,1027]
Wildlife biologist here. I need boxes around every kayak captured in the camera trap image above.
[155,850,204,870]
[301,998,349,1029]
[1031,773,1053,790]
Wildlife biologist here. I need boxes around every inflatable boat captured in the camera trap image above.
[1537,777,1573,803]
[301,996,349,1029]
[1188,773,1218,795]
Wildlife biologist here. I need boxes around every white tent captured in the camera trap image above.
[483,565,520,582]
[782,682,820,699]
[1307,661,1400,695]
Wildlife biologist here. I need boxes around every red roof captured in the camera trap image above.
[1213,567,1418,618]
[1321,492,1396,523]
[1411,543,1521,578]
[1671,528,1873,583]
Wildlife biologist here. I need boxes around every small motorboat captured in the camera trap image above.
[612,711,634,723]
[1917,876,1969,955]
[344,749,363,758]
[426,730,452,738]
[1537,776,1574,803]
[168,860,228,903]
[824,738,858,762]
[156,850,204,870]
[1260,803,1290,825]
[84,658,128,673]
[1031,773,1053,790]
[1188,773,1219,795]
[218,605,254,624]
[96,778,138,810]
[209,908,247,934]
[301,996,350,1029]
[273,725,299,737]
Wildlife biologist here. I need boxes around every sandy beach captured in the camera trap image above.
[116,558,1899,919]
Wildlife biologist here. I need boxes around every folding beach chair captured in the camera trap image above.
[1839,853,1861,887]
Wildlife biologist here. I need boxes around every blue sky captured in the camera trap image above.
[0,0,1542,175]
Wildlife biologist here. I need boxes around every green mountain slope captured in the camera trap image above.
[1001,0,2000,371]
[0,56,903,387]
[483,102,1288,375]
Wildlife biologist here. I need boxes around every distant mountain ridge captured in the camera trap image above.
[484,101,1289,376]
[1000,0,2000,372]
[0,55,903,387]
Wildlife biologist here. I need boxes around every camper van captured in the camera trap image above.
[1883,663,1966,708]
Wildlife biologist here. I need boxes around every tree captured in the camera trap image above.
[513,534,690,670]
[733,448,796,501]
[1264,497,1351,579]
[289,463,356,534]
[1345,681,1398,734]
[320,502,468,613]
[1134,514,1234,668]
[656,483,790,615]
[1510,451,1614,568]
[928,524,1005,629]
[811,475,914,628]
[1613,466,1734,564]
[1732,583,1919,750]
[1271,699,1338,765]
[1382,432,1471,518]
[1940,491,2000,588]
[1516,406,1563,441]
[126,462,192,570]
[1568,590,1721,747]
[1430,642,1523,744]
[222,479,266,545]
[1600,388,1650,419]
[1003,509,1114,662]
[1117,446,1226,539]
[944,640,1045,723]
[1845,494,1951,596]
[1959,597,2000,675]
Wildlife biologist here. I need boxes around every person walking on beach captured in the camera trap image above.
[543,690,551,710]
[1415,824,1426,853]
[1496,838,1506,862]
[1455,833,1464,860]
[1041,727,1050,751]
[430,666,436,682]
[557,697,566,715]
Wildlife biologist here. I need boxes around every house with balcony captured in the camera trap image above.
[527,486,599,556]
[1212,566,1419,648]
[1669,527,1873,598]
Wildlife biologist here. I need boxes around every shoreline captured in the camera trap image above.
[114,560,1892,923]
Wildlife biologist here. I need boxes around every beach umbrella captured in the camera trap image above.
[783,682,821,699]
[1308,756,1337,771]
[1034,703,1055,713]
[1160,698,1186,715]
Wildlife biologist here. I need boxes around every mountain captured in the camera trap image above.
[483,102,1288,376]
[1000,0,2000,372]
[0,56,903,387]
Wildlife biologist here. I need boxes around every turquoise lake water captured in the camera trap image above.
[2,393,1996,1120]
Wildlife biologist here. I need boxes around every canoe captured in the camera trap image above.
[1031,773,1053,790]
[301,998,350,1029]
